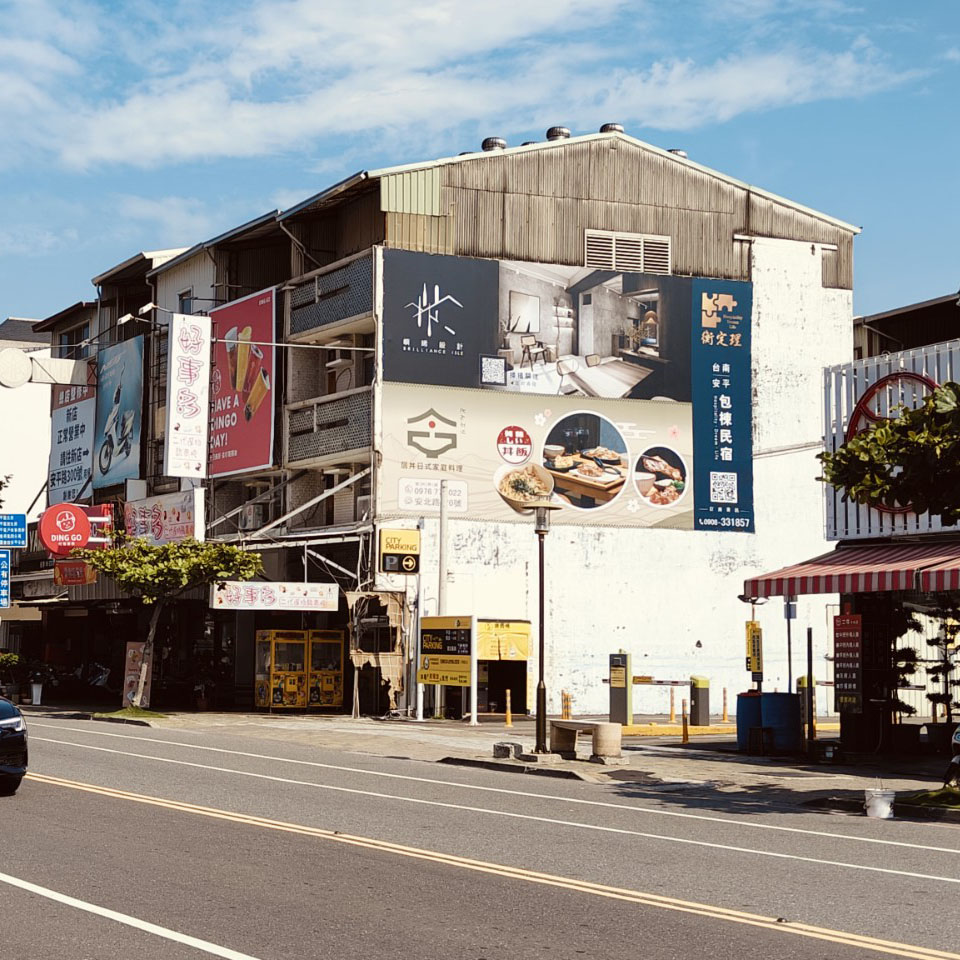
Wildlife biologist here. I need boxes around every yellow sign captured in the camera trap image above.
[379,527,421,575]
[610,666,626,688]
[380,528,421,555]
[632,675,653,685]
[418,654,470,685]
[745,620,763,673]
[476,620,531,661]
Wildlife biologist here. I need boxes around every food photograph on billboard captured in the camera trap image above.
[92,336,144,490]
[380,250,753,532]
[208,287,277,477]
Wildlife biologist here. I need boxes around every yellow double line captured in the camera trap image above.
[27,772,960,960]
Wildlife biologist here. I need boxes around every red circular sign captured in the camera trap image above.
[39,504,92,556]
[496,425,533,464]
[844,371,939,516]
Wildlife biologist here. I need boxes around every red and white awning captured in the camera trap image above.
[743,542,960,598]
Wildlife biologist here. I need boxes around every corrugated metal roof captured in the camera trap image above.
[92,248,187,286]
[146,210,282,279]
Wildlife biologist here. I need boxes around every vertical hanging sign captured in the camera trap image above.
[690,279,754,533]
[165,314,211,478]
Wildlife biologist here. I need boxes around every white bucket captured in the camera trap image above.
[864,788,895,819]
[30,682,42,706]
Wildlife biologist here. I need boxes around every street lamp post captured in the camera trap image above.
[534,505,551,754]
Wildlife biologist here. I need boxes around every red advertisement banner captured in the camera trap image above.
[208,287,276,477]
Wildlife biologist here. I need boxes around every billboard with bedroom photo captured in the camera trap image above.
[380,250,754,532]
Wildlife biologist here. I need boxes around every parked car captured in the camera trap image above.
[0,697,27,796]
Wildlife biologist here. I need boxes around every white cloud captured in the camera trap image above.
[0,0,925,170]
[113,194,226,245]
[944,47,960,63]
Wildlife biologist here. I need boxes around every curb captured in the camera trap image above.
[438,756,588,781]
[803,796,960,823]
[23,710,153,728]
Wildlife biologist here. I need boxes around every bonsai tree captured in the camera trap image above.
[924,617,960,725]
[72,536,261,708]
[819,381,960,522]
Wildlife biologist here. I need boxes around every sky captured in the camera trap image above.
[0,0,957,322]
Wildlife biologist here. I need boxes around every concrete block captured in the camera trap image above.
[517,751,564,764]
[492,741,524,759]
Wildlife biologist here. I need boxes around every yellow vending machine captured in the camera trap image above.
[254,630,308,709]
[308,630,345,709]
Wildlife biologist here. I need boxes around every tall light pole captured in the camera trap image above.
[534,504,552,754]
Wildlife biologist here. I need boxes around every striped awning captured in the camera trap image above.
[743,542,960,598]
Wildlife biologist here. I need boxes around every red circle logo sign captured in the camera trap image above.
[497,425,532,464]
[39,504,92,556]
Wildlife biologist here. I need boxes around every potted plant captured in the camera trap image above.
[26,662,56,707]
[0,653,21,700]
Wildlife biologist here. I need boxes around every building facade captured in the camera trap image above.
[7,128,859,715]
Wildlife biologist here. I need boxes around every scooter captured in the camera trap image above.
[98,364,135,476]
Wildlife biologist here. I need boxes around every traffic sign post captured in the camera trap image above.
[0,513,26,548]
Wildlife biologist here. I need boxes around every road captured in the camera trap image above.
[3,717,960,959]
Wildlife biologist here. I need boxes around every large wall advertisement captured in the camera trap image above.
[208,287,276,477]
[49,384,96,505]
[92,337,144,490]
[380,250,754,531]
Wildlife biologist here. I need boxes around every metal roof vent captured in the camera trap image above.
[600,123,624,133]
[546,126,571,141]
[482,137,506,151]
[521,141,537,146]
[667,148,688,159]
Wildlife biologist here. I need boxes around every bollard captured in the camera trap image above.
[681,699,689,743]
[722,687,728,723]
[505,689,513,728]
[669,686,676,723]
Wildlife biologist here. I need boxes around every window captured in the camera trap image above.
[58,323,90,359]
[178,289,193,315]
[584,229,672,275]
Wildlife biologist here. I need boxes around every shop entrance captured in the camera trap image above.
[480,660,527,714]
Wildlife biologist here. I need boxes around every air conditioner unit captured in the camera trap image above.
[355,495,372,521]
[239,504,265,531]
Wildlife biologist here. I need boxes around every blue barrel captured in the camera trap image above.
[760,692,803,753]
[736,692,762,752]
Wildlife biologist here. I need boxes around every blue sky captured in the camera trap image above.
[1,0,957,322]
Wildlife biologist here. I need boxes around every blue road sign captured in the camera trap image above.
[0,514,26,548]
[0,550,10,608]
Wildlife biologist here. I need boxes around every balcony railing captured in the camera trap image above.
[289,254,373,338]
[285,387,372,466]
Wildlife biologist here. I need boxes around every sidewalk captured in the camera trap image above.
[22,703,951,817]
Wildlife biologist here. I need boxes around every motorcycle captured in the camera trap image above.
[98,364,135,476]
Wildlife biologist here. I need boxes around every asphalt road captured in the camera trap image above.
[3,718,960,960]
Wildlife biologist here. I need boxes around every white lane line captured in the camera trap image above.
[30,736,960,887]
[0,870,261,960]
[30,722,960,856]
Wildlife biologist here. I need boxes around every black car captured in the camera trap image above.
[0,697,27,796]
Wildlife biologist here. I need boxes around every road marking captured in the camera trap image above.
[0,868,262,960]
[23,772,960,960]
[30,723,960,855]
[27,739,960,885]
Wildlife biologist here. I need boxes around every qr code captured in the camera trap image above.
[709,471,738,504]
[480,356,507,385]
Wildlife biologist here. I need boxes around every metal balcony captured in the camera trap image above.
[289,254,373,341]
[285,387,372,467]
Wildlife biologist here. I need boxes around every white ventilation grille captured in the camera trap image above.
[584,230,672,275]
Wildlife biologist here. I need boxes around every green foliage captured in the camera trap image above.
[819,382,960,522]
[72,536,261,603]
[0,474,9,509]
[0,652,21,682]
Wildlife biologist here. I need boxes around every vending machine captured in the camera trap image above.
[254,630,308,709]
[308,629,345,709]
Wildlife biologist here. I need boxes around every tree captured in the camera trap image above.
[819,382,960,522]
[72,537,261,707]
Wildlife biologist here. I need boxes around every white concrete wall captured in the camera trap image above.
[0,348,53,520]
[412,238,852,718]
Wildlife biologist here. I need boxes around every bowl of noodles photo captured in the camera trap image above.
[494,463,556,513]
